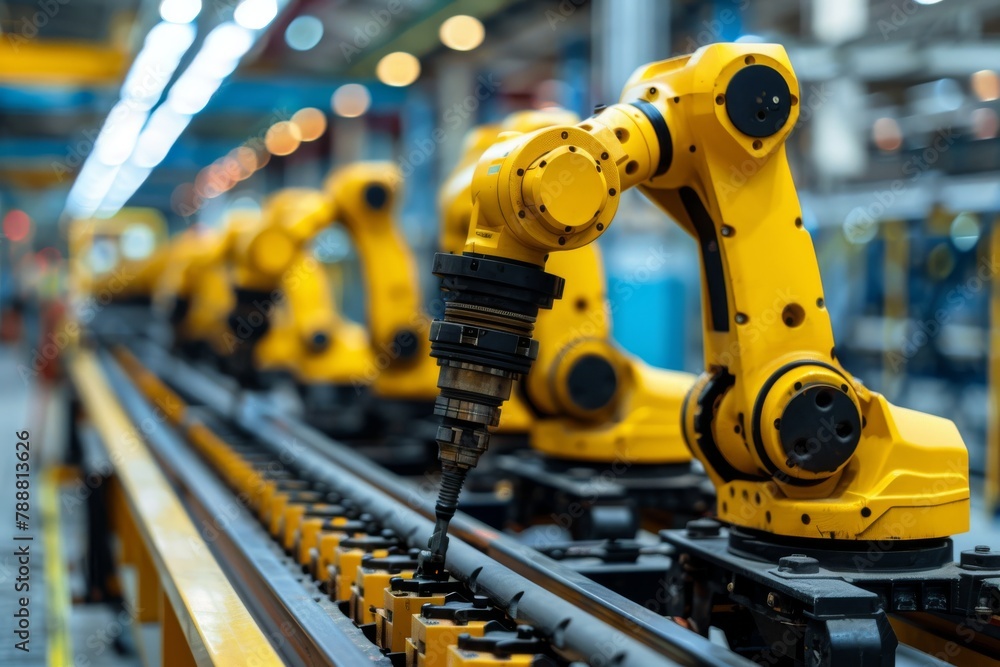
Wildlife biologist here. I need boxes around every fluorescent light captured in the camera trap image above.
[168,72,223,115]
[202,21,255,64]
[234,0,278,30]
[119,23,195,110]
[167,22,253,114]
[160,0,201,24]
[66,0,293,219]
[133,107,193,168]
[65,162,120,218]
[98,167,154,217]
[93,104,147,166]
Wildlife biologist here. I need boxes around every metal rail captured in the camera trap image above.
[98,350,392,667]
[140,344,753,667]
[69,351,287,666]
[135,343,951,667]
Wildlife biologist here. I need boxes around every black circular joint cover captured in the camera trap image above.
[391,328,420,360]
[779,385,861,474]
[725,64,792,138]
[310,331,330,352]
[566,353,618,411]
[364,183,389,210]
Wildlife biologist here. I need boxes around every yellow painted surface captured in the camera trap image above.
[69,352,283,665]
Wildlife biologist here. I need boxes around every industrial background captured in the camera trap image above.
[1,0,999,666]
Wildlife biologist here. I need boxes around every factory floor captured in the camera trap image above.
[1,340,998,665]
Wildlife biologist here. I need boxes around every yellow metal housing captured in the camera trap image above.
[446,110,694,464]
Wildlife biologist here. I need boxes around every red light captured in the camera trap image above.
[3,210,31,242]
[38,247,61,264]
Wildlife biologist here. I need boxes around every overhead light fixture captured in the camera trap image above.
[439,15,484,51]
[234,0,279,30]
[376,51,420,87]
[160,0,202,24]
[232,146,259,175]
[331,83,371,118]
[285,15,323,51]
[66,1,292,220]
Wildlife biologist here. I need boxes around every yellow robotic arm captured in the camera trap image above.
[323,162,439,402]
[213,191,332,383]
[423,42,968,571]
[277,255,373,387]
[169,220,245,356]
[442,110,694,465]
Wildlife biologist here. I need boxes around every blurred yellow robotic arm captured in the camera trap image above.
[423,42,968,571]
[272,254,374,387]
[166,222,243,352]
[323,162,439,401]
[246,189,375,388]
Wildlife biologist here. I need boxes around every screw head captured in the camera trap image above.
[766,592,777,607]
[685,518,722,538]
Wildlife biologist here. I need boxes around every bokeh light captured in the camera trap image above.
[2,210,31,242]
[872,117,902,152]
[285,15,324,51]
[291,107,328,141]
[376,52,420,87]
[331,84,371,118]
[971,70,1000,102]
[439,15,485,51]
[265,120,303,156]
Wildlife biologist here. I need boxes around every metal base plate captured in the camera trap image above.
[497,451,713,539]
[660,523,1000,666]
